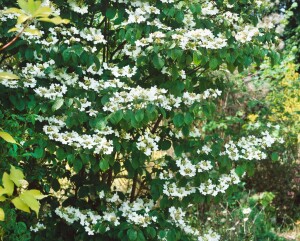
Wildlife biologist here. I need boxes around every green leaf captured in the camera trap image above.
[33,147,44,159]
[209,58,220,70]
[110,110,123,124]
[173,113,184,128]
[135,109,144,122]
[153,55,165,70]
[184,113,194,125]
[56,148,67,160]
[137,230,146,241]
[9,166,24,187]
[99,159,109,172]
[0,72,19,80]
[175,11,184,23]
[193,51,201,65]
[12,197,30,213]
[127,229,137,241]
[271,152,279,161]
[146,227,156,239]
[73,159,83,173]
[160,140,172,150]
[0,208,4,221]
[52,98,64,111]
[0,131,18,144]
[235,166,245,176]
[2,172,14,196]
[106,8,116,19]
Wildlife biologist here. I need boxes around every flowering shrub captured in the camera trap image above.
[0,0,288,240]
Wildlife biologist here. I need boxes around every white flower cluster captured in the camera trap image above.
[42,123,114,155]
[103,63,138,78]
[36,112,118,156]
[68,0,88,14]
[223,131,282,161]
[198,144,212,155]
[163,181,196,199]
[198,170,240,196]
[103,87,221,112]
[163,169,240,199]
[30,222,46,232]
[235,25,260,43]
[172,28,228,50]
[80,28,107,44]
[258,13,285,34]
[175,156,213,178]
[125,3,160,24]
[34,83,67,100]
[169,125,201,139]
[56,197,158,235]
[55,206,103,235]
[201,1,219,16]
[119,199,157,227]
[136,130,160,156]
[168,207,220,241]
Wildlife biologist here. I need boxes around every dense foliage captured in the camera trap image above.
[0,0,296,240]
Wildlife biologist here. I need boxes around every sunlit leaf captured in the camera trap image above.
[0,196,6,202]
[27,0,41,14]
[7,27,20,33]
[0,72,19,80]
[20,192,40,216]
[26,189,47,200]
[0,131,18,144]
[0,208,4,221]
[23,28,42,36]
[18,0,31,14]
[38,17,70,25]
[2,172,14,196]
[10,165,25,187]
[17,14,30,25]
[0,188,7,196]
[11,197,30,213]
[33,6,52,18]
[3,8,25,15]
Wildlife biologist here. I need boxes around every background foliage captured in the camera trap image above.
[0,0,298,240]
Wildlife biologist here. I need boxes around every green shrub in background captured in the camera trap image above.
[0,0,295,240]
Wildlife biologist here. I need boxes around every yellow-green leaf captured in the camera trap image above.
[28,0,41,14]
[3,8,25,15]
[2,172,14,196]
[0,72,19,80]
[38,17,70,25]
[0,208,4,221]
[25,189,47,200]
[11,197,30,213]
[17,14,31,25]
[8,27,20,33]
[0,187,6,196]
[23,28,42,36]
[20,192,40,217]
[32,6,52,18]
[0,131,18,144]
[0,196,6,202]
[18,0,31,14]
[9,166,25,187]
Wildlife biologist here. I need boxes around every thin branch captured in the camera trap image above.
[130,171,138,202]
[110,40,126,61]
[151,114,163,134]
[0,21,31,52]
